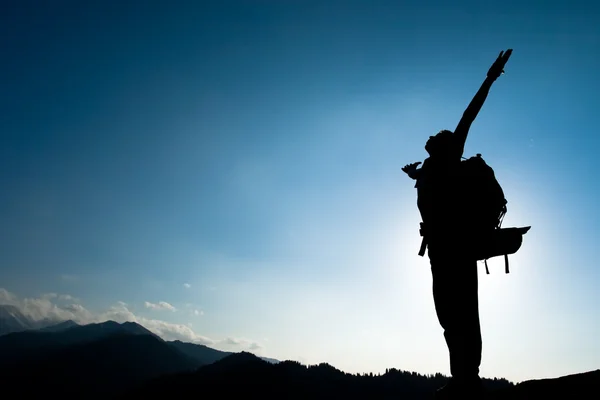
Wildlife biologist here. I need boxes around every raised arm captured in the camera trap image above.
[453,49,512,157]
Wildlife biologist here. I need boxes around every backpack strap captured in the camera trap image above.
[484,255,510,274]
[418,222,427,257]
[418,237,427,257]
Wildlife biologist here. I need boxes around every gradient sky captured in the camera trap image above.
[1,0,599,383]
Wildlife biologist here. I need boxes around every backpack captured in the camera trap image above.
[458,153,507,234]
[417,153,530,274]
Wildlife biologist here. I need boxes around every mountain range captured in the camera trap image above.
[0,304,58,335]
[0,303,276,366]
[0,304,596,399]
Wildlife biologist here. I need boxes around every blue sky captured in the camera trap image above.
[1,0,599,382]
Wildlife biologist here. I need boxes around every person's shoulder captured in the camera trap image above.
[449,135,464,158]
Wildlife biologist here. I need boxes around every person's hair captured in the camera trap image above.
[425,130,453,157]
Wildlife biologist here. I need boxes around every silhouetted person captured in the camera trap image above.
[402,50,512,399]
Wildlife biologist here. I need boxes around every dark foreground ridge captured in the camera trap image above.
[125,352,511,400]
[127,352,598,400]
[486,369,600,399]
[0,317,596,399]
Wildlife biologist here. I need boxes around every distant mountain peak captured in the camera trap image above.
[233,351,262,360]
[120,321,162,339]
[213,351,265,367]
[39,320,80,332]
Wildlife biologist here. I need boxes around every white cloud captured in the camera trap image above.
[139,318,214,345]
[249,342,262,350]
[220,337,263,350]
[0,288,93,323]
[144,301,177,312]
[0,288,263,352]
[193,309,204,316]
[183,283,191,289]
[99,301,137,323]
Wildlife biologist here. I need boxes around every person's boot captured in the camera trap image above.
[434,377,484,399]
[434,378,460,399]
[465,375,484,397]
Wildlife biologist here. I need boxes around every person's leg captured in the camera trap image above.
[431,253,482,396]
[431,256,465,378]
[450,258,483,396]
[461,258,482,381]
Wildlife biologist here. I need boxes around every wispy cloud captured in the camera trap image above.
[101,301,214,345]
[144,301,177,312]
[42,293,78,302]
[183,303,204,317]
[0,288,263,352]
[221,337,263,350]
[60,274,78,283]
[183,283,191,289]
[249,342,262,350]
[0,288,17,303]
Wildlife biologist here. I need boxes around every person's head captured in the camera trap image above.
[425,129,453,157]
